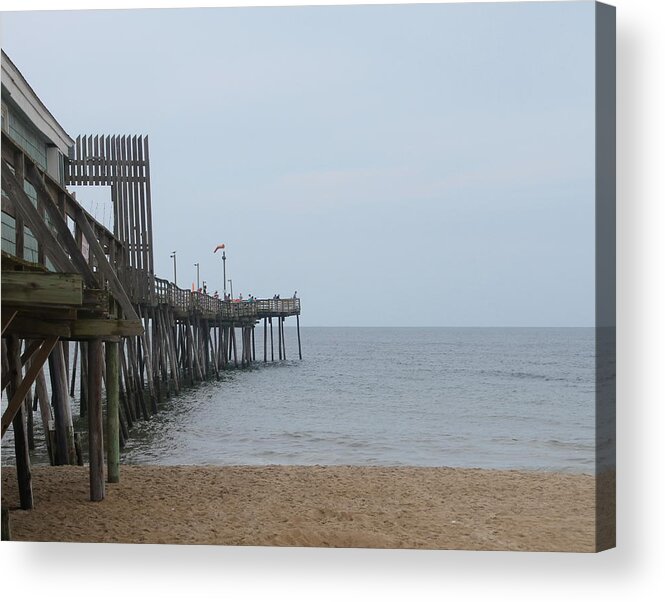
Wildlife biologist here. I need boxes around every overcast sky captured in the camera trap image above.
[1,2,595,326]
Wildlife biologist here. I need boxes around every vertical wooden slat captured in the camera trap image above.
[111,136,120,239]
[88,135,94,186]
[81,135,88,185]
[136,136,149,289]
[143,135,155,275]
[124,135,137,275]
[75,135,81,185]
[93,135,99,185]
[116,136,126,266]
[132,136,144,278]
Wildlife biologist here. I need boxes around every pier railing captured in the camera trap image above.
[154,277,300,320]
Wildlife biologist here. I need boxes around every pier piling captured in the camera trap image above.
[106,340,120,483]
[87,339,105,501]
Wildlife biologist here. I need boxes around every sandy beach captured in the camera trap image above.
[1,465,614,551]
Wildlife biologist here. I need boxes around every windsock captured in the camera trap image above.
[213,243,225,253]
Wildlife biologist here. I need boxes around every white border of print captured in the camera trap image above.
[1,1,663,601]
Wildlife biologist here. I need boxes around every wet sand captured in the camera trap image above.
[1,465,614,551]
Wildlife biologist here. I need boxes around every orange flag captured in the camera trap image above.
[213,243,225,253]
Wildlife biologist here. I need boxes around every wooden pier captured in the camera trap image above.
[1,122,301,518]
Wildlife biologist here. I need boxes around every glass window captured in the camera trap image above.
[1,211,16,255]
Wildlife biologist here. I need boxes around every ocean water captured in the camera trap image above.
[2,327,609,474]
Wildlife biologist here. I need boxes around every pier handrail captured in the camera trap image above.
[154,276,300,320]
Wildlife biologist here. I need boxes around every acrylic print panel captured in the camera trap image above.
[0,1,615,552]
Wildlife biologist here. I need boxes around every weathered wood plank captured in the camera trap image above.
[69,319,143,338]
[3,305,77,322]
[4,317,71,338]
[82,288,110,313]
[1,271,83,306]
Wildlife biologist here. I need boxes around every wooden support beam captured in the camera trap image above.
[34,368,55,465]
[87,339,105,501]
[282,317,287,360]
[2,310,17,335]
[80,342,88,418]
[1,271,83,306]
[1,337,58,438]
[20,339,44,366]
[5,336,33,509]
[48,341,76,464]
[297,314,302,360]
[270,317,274,362]
[1,506,11,541]
[106,341,120,483]
[4,317,71,338]
[3,338,42,393]
[3,306,77,322]
[70,318,143,338]
[69,342,79,397]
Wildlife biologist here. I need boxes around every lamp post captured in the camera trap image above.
[222,250,227,297]
[170,251,177,286]
[214,243,227,297]
[194,262,200,290]
[228,279,234,300]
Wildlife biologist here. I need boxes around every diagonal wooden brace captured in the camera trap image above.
[74,209,140,322]
[1,336,59,438]
[26,164,99,289]
[1,160,76,273]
